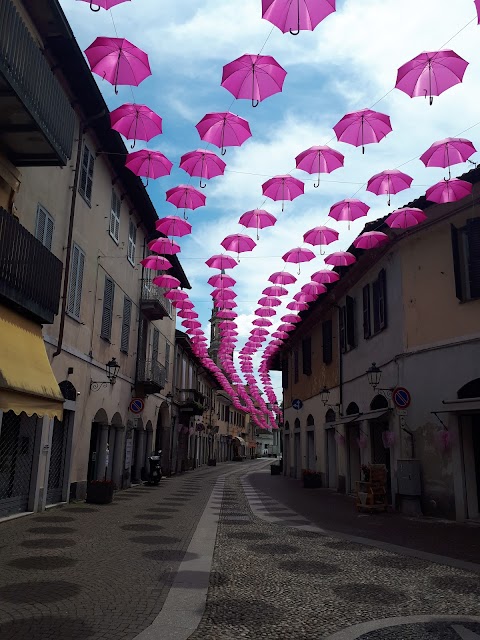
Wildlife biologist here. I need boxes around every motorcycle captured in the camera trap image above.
[146,450,162,485]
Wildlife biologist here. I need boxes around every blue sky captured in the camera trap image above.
[61,0,480,396]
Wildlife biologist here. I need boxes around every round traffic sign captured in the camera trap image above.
[324,616,480,640]
[393,387,411,409]
[129,397,145,414]
[292,399,303,411]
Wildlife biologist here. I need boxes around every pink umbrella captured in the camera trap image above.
[182,320,201,329]
[295,145,344,188]
[262,0,336,35]
[125,150,173,185]
[282,247,316,274]
[238,209,277,240]
[218,299,237,309]
[140,255,172,270]
[221,54,287,107]
[302,282,327,296]
[255,307,276,317]
[153,274,180,289]
[251,328,269,336]
[395,50,468,106]
[177,308,197,317]
[278,322,296,331]
[253,318,273,327]
[386,208,427,229]
[353,231,389,250]
[217,310,237,319]
[294,291,316,303]
[310,269,339,284]
[196,112,252,155]
[110,103,162,149]
[179,150,226,188]
[208,273,236,288]
[77,0,130,11]
[148,238,181,255]
[333,108,392,154]
[420,138,476,178]
[212,288,237,300]
[174,299,194,310]
[287,300,308,311]
[325,251,356,267]
[155,216,192,238]
[367,169,413,206]
[165,290,188,301]
[221,234,257,260]
[258,296,282,307]
[262,285,288,296]
[281,314,302,323]
[303,225,339,254]
[262,175,304,211]
[272,331,289,339]
[329,199,370,229]
[84,37,151,94]
[166,185,206,219]
[425,178,473,204]
[477,0,480,23]
[205,254,238,270]
[269,271,297,285]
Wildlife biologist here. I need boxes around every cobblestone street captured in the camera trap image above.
[1,460,480,640]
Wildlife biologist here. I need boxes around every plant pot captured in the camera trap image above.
[270,465,281,475]
[86,482,114,504]
[303,474,322,488]
[208,459,217,466]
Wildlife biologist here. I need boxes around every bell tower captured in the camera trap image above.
[209,304,221,365]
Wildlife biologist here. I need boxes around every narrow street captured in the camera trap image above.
[1,460,479,640]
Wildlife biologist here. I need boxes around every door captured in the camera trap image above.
[472,417,480,513]
[326,428,337,489]
[87,422,99,483]
[46,416,69,505]
[294,432,301,478]
[284,434,289,473]
[346,424,361,493]
[307,431,315,470]
[370,421,392,502]
[0,411,37,518]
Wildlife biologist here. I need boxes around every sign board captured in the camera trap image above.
[129,398,144,414]
[393,387,411,409]
[124,438,133,470]
[292,399,303,411]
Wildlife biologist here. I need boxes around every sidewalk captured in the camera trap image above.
[248,470,480,565]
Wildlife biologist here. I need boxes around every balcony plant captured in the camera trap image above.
[302,469,322,488]
[86,480,114,504]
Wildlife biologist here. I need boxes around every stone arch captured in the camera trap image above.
[135,417,144,431]
[370,394,388,410]
[59,380,77,401]
[146,420,153,432]
[93,408,109,424]
[346,402,360,416]
[294,417,300,430]
[307,414,314,426]
[458,378,480,399]
[111,412,123,427]
[325,409,336,423]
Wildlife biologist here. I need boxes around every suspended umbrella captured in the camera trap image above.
[303,225,339,254]
[208,273,236,288]
[217,299,237,309]
[140,255,172,270]
[258,296,282,307]
[155,216,192,237]
[253,318,273,327]
[366,169,413,206]
[182,320,201,329]
[174,299,194,310]
[385,208,427,229]
[262,175,304,211]
[205,254,238,270]
[395,50,468,106]
[217,310,237,319]
[255,307,276,317]
[110,103,162,149]
[324,251,356,267]
[251,328,269,336]
[262,0,336,35]
[420,138,476,178]
[221,233,257,261]
[177,309,197,318]
[238,209,276,240]
[166,185,206,219]
[311,268,340,284]
[476,0,480,23]
[220,321,238,329]
[301,282,327,296]
[333,108,392,154]
[278,323,296,332]
[269,271,297,285]
[221,54,287,107]
[179,150,226,188]
[328,199,370,229]
[152,274,180,289]
[148,238,181,255]
[281,314,302,323]
[188,328,204,336]
[77,0,130,10]
[196,112,252,155]
[295,145,344,188]
[425,178,473,204]
[287,300,308,311]
[165,290,188,301]
[84,37,151,94]
[294,292,316,303]
[282,246,316,274]
[353,232,389,250]
[262,285,288,296]
[211,288,237,300]
[125,150,173,185]
[272,329,290,339]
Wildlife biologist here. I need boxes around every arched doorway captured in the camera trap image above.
[325,409,337,490]
[345,402,361,493]
[369,395,392,502]
[46,381,76,505]
[457,379,480,519]
[294,418,301,478]
[87,408,109,483]
[306,414,315,471]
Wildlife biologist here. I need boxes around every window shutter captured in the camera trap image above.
[128,219,136,264]
[450,224,463,301]
[120,296,132,353]
[302,337,312,375]
[282,359,289,389]
[294,349,299,383]
[35,205,46,244]
[100,276,115,340]
[372,279,380,333]
[44,215,54,251]
[378,268,387,329]
[67,244,85,319]
[346,295,356,348]
[110,191,120,242]
[86,151,94,203]
[339,306,346,353]
[322,319,333,364]
[74,250,85,319]
[79,146,89,196]
[363,284,371,339]
[165,342,171,380]
[152,328,159,361]
[467,218,480,299]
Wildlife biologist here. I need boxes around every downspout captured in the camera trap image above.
[53,110,106,359]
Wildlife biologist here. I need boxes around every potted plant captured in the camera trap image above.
[302,469,322,488]
[86,480,114,504]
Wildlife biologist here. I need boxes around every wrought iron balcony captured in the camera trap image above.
[136,358,166,395]
[175,388,206,414]
[0,207,62,323]
[140,280,172,321]
[0,0,75,165]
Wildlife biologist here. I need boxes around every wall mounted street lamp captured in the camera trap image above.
[165,391,173,406]
[320,386,342,414]
[366,362,394,399]
[90,358,120,391]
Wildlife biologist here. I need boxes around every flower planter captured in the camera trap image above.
[270,464,281,475]
[86,482,114,504]
[303,474,322,488]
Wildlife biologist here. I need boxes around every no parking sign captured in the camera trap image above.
[393,387,411,409]
[129,397,144,414]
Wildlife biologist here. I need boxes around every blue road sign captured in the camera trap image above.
[292,399,303,411]
[393,387,411,409]
[129,398,145,414]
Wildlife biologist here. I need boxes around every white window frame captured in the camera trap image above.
[109,190,121,244]
[34,204,54,251]
[128,219,136,266]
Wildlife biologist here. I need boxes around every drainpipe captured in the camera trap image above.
[53,110,106,359]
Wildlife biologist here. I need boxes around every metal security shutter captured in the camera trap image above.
[46,417,68,505]
[120,296,132,353]
[35,205,54,251]
[110,190,120,243]
[67,243,85,320]
[100,276,115,340]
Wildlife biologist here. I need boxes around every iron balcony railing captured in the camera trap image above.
[136,358,166,391]
[175,388,206,405]
[140,279,173,317]
[0,0,75,164]
[0,207,62,324]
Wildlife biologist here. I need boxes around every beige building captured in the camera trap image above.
[0,0,189,518]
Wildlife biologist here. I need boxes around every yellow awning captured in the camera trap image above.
[0,306,63,420]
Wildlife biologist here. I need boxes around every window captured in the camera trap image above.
[109,190,121,243]
[339,296,356,352]
[322,319,333,364]
[128,219,136,265]
[294,349,299,383]
[120,296,132,353]
[451,219,480,301]
[363,284,371,339]
[79,144,94,205]
[165,341,171,381]
[152,328,159,362]
[373,269,387,333]
[282,358,289,389]
[302,336,312,375]
[35,204,54,251]
[67,243,85,320]
[100,276,115,340]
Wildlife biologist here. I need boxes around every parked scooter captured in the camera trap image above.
[147,450,162,485]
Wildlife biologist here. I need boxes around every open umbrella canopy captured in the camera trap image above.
[166,185,206,215]
[211,288,237,299]
[221,234,257,255]
[140,255,172,271]
[281,314,302,323]
[258,296,282,307]
[353,231,389,250]
[77,0,130,10]
[425,178,473,204]
[295,145,344,187]
[262,175,304,211]
[148,238,181,255]
[310,269,339,284]
[333,108,392,153]
[179,149,226,188]
[287,300,308,311]
[155,216,192,237]
[205,254,238,270]
[303,225,339,253]
[366,169,413,206]
[221,54,287,107]
[420,137,476,177]
[165,290,188,301]
[282,247,316,273]
[328,199,370,226]
[269,271,297,285]
[177,309,198,318]
[125,150,173,183]
[196,112,252,155]
[238,209,276,239]
[110,103,162,148]
[207,273,236,288]
[278,323,296,332]
[325,251,356,267]
[294,291,316,303]
[255,307,277,317]
[152,274,180,289]
[84,37,151,94]
[386,207,427,229]
[262,285,288,296]
[302,282,327,296]
[217,310,238,319]
[262,0,336,35]
[253,318,273,327]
